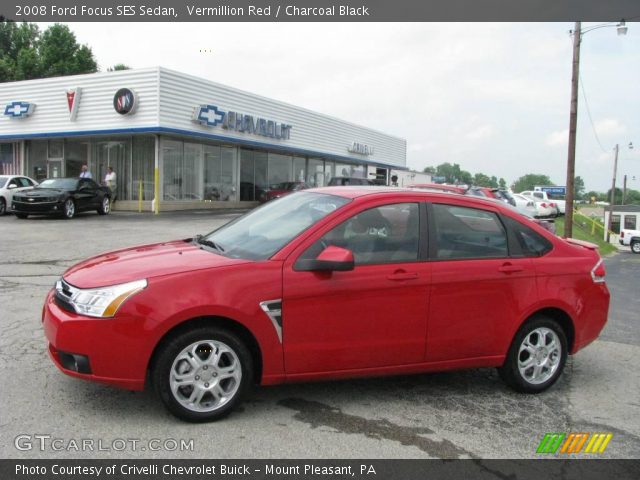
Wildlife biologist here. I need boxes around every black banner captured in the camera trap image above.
[1,0,639,22]
[2,460,640,480]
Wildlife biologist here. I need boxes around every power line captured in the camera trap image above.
[578,72,609,154]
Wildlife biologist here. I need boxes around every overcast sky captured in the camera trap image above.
[43,22,640,192]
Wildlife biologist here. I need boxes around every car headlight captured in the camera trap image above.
[55,279,147,318]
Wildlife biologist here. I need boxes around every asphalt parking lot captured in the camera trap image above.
[0,210,638,459]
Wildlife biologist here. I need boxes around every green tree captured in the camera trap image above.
[473,172,496,187]
[624,189,640,205]
[108,64,131,71]
[499,178,507,188]
[423,166,436,175]
[512,174,554,193]
[606,188,624,205]
[574,176,585,200]
[0,21,97,82]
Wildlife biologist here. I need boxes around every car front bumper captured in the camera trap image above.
[12,199,64,214]
[42,290,149,390]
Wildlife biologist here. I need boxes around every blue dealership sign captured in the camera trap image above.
[4,101,36,118]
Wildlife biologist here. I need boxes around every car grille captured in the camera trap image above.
[54,279,77,314]
[14,196,56,203]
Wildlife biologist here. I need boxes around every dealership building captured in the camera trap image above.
[0,67,406,210]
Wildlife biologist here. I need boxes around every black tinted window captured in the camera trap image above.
[503,217,553,257]
[433,204,508,259]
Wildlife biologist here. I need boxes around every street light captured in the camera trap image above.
[564,20,628,238]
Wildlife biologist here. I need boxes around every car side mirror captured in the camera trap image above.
[7,184,17,189]
[296,245,355,272]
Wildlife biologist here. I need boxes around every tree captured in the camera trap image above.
[108,64,131,71]
[498,177,507,189]
[574,176,585,200]
[512,174,554,193]
[473,172,498,188]
[0,21,97,82]
[423,166,436,175]
[606,188,624,206]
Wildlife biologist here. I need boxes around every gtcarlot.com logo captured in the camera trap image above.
[536,432,613,454]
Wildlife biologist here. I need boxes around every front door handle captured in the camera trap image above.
[387,271,419,281]
[498,263,523,273]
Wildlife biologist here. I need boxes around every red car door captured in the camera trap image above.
[282,201,431,375]
[425,202,536,363]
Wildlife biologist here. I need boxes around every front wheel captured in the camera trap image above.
[63,199,75,219]
[498,316,567,393]
[631,241,640,254]
[0,198,6,215]
[97,197,110,215]
[153,327,253,422]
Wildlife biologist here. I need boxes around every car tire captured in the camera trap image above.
[631,240,640,254]
[153,327,253,422]
[498,315,567,393]
[15,213,28,219]
[0,197,6,215]
[97,197,110,215]
[63,199,75,219]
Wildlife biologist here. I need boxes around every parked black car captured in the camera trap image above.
[11,177,111,219]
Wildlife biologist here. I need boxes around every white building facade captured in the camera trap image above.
[0,67,406,210]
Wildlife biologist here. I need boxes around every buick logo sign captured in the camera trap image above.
[113,88,137,115]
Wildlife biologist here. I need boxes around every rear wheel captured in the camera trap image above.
[63,199,75,219]
[498,316,567,393]
[97,197,110,215]
[153,327,253,422]
[631,240,640,254]
[0,198,6,215]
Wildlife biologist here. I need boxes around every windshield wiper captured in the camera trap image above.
[193,234,225,252]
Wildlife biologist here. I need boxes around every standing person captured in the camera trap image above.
[79,164,92,178]
[104,166,117,205]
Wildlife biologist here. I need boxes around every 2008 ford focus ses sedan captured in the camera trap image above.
[43,187,610,422]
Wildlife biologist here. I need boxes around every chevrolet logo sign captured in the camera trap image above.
[28,198,35,202]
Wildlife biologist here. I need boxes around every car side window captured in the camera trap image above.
[17,178,31,187]
[432,204,508,260]
[300,203,420,266]
[503,217,553,257]
[79,179,95,190]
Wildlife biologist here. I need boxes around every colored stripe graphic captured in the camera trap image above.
[537,433,565,454]
[584,433,613,454]
[560,433,589,453]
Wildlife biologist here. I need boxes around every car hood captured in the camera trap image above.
[17,188,66,197]
[63,240,251,289]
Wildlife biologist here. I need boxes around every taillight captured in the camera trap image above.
[621,231,625,238]
[550,203,556,207]
[541,202,547,208]
[591,259,606,283]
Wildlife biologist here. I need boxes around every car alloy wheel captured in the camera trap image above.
[631,241,640,254]
[98,197,110,215]
[63,199,75,219]
[154,327,252,422]
[498,316,567,393]
[0,198,5,215]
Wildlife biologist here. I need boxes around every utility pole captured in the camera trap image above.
[622,174,627,205]
[564,22,581,238]
[606,144,619,242]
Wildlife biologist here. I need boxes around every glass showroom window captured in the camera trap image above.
[268,153,292,187]
[240,149,268,201]
[26,140,48,181]
[307,158,324,187]
[324,161,335,186]
[204,145,236,201]
[163,139,184,200]
[293,156,306,183]
[336,162,354,178]
[132,136,155,201]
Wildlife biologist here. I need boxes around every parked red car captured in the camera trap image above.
[43,188,609,421]
[259,181,309,203]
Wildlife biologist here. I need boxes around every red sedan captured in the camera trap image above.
[43,187,609,422]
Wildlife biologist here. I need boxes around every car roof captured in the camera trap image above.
[307,186,509,209]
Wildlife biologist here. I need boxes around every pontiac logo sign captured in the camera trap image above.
[66,87,82,121]
[348,142,374,156]
[193,104,292,140]
[113,88,137,115]
[4,101,36,118]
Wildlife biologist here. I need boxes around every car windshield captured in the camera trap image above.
[0,178,7,188]
[202,192,351,260]
[39,178,77,190]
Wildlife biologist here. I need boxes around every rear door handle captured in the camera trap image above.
[387,271,419,281]
[498,263,523,273]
